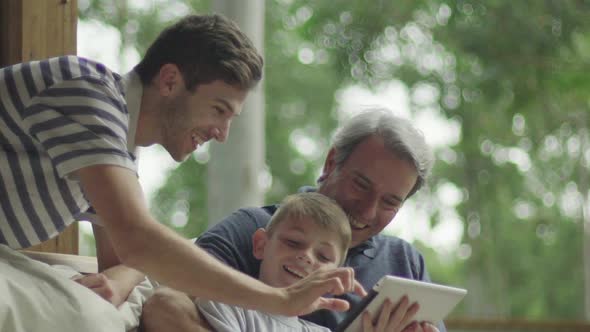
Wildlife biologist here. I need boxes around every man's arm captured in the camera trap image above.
[77,164,363,316]
[74,224,146,307]
[142,208,269,331]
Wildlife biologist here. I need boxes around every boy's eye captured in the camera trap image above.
[215,107,225,115]
[353,178,369,191]
[285,239,300,247]
[318,253,333,263]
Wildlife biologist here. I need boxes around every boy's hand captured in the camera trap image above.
[278,267,366,316]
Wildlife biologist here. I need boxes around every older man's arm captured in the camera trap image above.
[142,287,213,332]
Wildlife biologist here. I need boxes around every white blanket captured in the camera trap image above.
[0,245,154,332]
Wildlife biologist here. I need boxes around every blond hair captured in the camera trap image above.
[266,193,351,265]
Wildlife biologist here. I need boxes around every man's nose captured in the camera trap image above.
[213,120,231,142]
[358,195,378,222]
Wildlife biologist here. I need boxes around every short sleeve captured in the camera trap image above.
[21,75,135,179]
[195,299,246,332]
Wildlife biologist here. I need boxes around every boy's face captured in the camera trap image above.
[252,216,344,288]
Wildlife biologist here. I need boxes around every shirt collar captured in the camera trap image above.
[120,70,142,151]
[349,236,378,258]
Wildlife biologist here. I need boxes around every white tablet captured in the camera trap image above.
[335,275,467,332]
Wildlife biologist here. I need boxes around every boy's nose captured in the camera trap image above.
[296,252,312,265]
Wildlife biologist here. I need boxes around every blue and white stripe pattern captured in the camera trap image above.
[0,56,136,248]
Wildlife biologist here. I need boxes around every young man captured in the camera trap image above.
[142,108,442,332]
[0,14,363,330]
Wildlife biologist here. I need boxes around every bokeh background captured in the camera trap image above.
[76,0,590,325]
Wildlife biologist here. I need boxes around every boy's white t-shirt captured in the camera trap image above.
[196,298,331,332]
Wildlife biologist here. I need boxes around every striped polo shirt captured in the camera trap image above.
[0,56,138,249]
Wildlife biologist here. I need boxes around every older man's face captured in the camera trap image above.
[318,135,418,247]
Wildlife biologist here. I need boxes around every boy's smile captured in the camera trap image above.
[252,216,345,288]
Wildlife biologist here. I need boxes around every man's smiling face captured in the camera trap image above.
[160,79,247,162]
[318,135,418,247]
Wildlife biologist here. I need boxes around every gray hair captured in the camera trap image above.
[326,108,434,198]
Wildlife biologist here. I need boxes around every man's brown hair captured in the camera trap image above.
[135,14,263,91]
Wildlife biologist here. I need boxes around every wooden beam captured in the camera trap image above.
[446,317,590,332]
[0,0,79,254]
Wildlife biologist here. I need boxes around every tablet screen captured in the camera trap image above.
[335,276,467,332]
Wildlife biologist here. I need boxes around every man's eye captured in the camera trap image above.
[383,199,396,207]
[382,199,400,211]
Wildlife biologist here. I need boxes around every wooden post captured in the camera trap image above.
[0,0,79,254]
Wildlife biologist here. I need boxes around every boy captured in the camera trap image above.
[196,192,351,331]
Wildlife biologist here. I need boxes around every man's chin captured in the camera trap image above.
[170,150,191,162]
[351,230,370,247]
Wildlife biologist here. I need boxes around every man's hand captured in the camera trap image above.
[73,273,125,306]
[278,267,366,316]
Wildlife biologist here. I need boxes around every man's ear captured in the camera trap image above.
[318,147,337,182]
[252,228,268,260]
[157,63,184,96]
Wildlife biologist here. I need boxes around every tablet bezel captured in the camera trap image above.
[335,275,467,332]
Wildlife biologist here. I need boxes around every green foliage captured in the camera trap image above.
[150,154,209,239]
[81,0,589,320]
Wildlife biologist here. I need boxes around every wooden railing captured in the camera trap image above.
[446,318,590,332]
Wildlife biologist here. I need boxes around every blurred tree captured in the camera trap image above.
[79,0,589,321]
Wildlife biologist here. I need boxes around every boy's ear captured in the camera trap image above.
[252,228,268,260]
